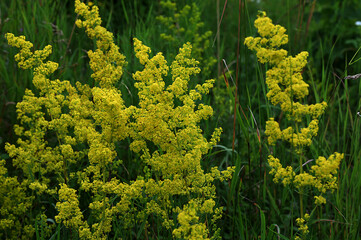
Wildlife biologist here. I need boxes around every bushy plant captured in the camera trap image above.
[1,1,234,239]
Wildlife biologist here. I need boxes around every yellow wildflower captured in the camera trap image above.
[245,12,343,238]
[314,195,327,205]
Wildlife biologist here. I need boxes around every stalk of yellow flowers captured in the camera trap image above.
[245,11,343,239]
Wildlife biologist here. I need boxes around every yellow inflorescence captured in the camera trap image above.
[245,11,343,237]
[0,160,35,239]
[3,1,234,239]
[75,0,125,88]
[296,213,310,236]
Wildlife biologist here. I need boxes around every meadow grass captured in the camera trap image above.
[1,0,361,239]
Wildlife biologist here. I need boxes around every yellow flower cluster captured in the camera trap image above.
[245,11,343,236]
[293,152,343,205]
[172,199,215,239]
[265,117,322,148]
[129,37,233,238]
[0,160,34,239]
[6,33,58,93]
[56,184,85,228]
[75,0,126,88]
[295,213,310,237]
[267,155,295,186]
[3,0,234,239]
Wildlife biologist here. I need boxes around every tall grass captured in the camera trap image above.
[1,0,361,239]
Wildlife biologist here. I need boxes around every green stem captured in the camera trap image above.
[295,122,304,219]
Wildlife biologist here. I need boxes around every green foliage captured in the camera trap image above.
[157,0,216,76]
